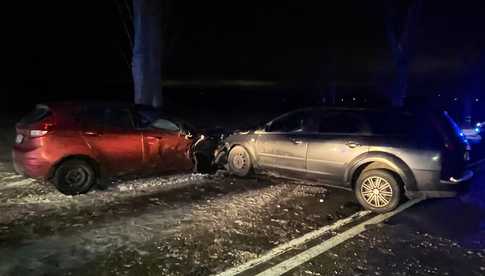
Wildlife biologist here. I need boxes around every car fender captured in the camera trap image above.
[48,152,100,179]
[345,151,417,191]
[221,134,258,167]
[47,137,100,178]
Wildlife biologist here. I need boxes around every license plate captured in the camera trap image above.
[15,134,24,144]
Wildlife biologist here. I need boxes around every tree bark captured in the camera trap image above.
[132,0,162,108]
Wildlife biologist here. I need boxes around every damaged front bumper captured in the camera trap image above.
[191,132,230,173]
[213,143,230,168]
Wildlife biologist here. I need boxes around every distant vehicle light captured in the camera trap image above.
[475,128,480,133]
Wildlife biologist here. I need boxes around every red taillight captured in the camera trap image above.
[29,122,55,137]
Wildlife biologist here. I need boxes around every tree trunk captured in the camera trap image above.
[132,0,162,108]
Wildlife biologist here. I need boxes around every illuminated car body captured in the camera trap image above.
[12,103,212,194]
[217,107,473,211]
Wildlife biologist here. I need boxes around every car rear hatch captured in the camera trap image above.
[15,104,56,150]
[430,111,471,181]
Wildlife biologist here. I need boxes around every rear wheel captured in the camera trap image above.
[227,146,252,177]
[54,160,96,195]
[355,170,401,213]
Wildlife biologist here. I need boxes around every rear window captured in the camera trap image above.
[19,105,52,125]
[365,112,414,135]
[433,111,468,145]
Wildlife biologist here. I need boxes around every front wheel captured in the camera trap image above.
[355,169,401,213]
[54,159,96,195]
[227,146,252,177]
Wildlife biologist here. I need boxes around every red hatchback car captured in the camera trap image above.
[13,103,213,195]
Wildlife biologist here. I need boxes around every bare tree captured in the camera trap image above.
[385,0,421,106]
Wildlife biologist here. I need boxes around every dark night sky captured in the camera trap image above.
[3,1,485,111]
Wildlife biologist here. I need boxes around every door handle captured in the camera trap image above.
[84,131,101,137]
[146,136,162,145]
[346,142,361,148]
[290,138,303,145]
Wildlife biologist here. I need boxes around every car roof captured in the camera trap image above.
[40,101,135,110]
[314,106,410,113]
[287,106,413,115]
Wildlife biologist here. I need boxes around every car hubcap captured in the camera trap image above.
[360,176,393,208]
[65,168,88,187]
[232,152,247,170]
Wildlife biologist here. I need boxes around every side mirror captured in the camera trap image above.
[179,128,192,139]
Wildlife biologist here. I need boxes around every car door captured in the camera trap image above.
[81,106,143,176]
[255,109,314,177]
[306,110,370,187]
[142,118,193,172]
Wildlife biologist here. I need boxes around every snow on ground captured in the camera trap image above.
[0,199,194,275]
[0,171,223,274]
[0,166,360,275]
[0,172,218,224]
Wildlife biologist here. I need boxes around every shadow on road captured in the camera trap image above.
[390,170,485,249]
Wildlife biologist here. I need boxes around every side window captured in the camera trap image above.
[151,118,180,132]
[268,111,307,133]
[318,112,367,134]
[105,108,134,129]
[79,106,105,128]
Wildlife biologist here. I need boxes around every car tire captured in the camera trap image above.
[54,159,96,195]
[355,169,401,213]
[227,146,252,177]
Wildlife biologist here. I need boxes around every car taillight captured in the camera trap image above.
[30,130,49,137]
[29,122,55,137]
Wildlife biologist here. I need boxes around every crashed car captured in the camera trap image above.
[12,102,218,195]
[216,107,473,213]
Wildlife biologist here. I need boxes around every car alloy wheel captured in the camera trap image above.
[360,176,393,208]
[355,169,401,213]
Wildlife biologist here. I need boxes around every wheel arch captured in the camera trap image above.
[48,154,101,180]
[346,152,417,192]
[228,143,257,166]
